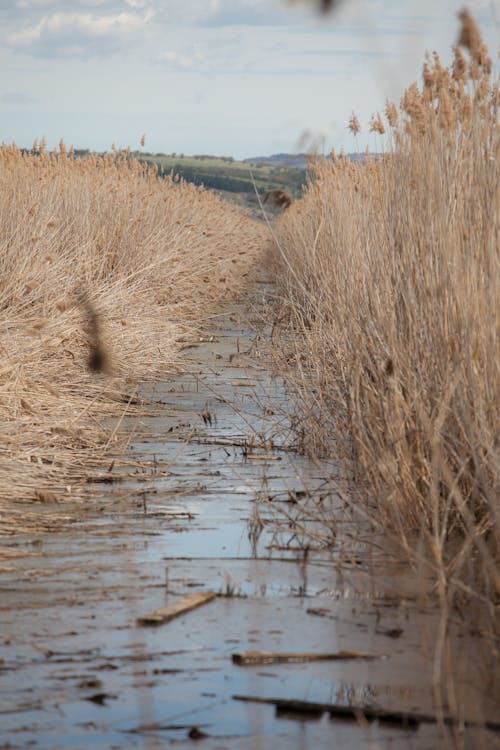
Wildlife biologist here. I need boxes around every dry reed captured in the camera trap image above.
[0,145,264,532]
[269,13,498,614]
[267,15,499,740]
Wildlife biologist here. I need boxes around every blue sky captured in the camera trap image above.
[1,0,498,158]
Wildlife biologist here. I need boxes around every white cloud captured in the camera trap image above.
[16,0,109,6]
[198,0,291,27]
[157,46,205,70]
[16,0,57,7]
[7,9,155,57]
[125,0,147,7]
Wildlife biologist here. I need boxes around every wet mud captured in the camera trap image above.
[1,279,498,749]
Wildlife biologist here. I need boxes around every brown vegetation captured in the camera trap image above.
[267,17,499,738]
[269,14,499,612]
[0,144,264,529]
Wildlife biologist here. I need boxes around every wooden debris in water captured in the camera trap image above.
[232,695,500,731]
[232,650,384,665]
[137,591,216,626]
[246,454,281,461]
[84,692,117,705]
[188,726,210,739]
[376,627,404,639]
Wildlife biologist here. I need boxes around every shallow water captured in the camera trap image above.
[0,281,498,749]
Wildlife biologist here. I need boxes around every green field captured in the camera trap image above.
[133,152,307,215]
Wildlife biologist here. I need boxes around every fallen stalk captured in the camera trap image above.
[232,650,384,665]
[232,695,500,731]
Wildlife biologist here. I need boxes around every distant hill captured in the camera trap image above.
[244,153,311,169]
[244,152,373,170]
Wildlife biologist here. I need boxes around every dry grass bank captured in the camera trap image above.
[0,144,265,532]
[269,13,498,612]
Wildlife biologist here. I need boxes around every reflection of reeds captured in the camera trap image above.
[270,12,498,615]
[0,144,265,524]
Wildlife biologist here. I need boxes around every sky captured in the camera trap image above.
[0,0,499,159]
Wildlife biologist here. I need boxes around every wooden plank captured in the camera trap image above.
[137,591,216,626]
[232,650,384,665]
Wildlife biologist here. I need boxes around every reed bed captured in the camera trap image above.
[269,12,499,611]
[0,143,264,531]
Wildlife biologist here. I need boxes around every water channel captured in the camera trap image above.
[0,279,497,749]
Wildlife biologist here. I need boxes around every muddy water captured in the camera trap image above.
[0,280,498,750]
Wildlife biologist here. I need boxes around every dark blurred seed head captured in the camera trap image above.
[77,289,109,374]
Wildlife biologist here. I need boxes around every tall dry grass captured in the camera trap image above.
[0,143,264,532]
[270,11,499,610]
